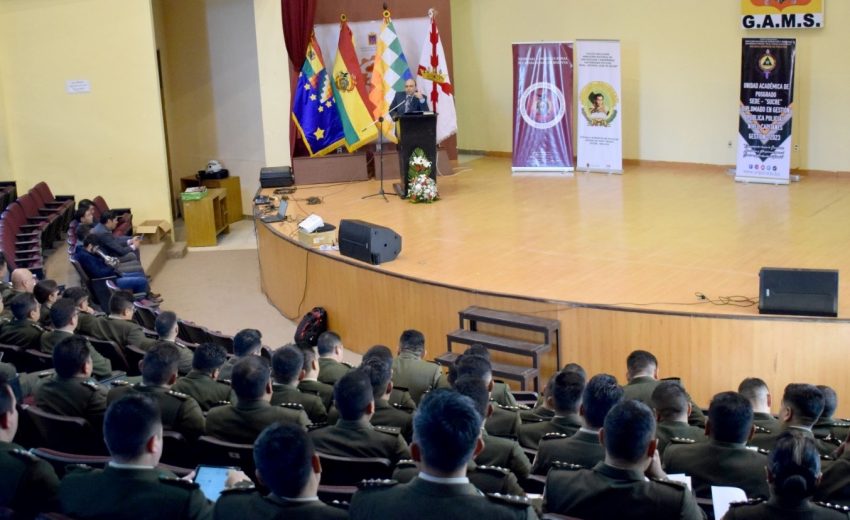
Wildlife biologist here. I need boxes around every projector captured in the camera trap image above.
[298,214,324,234]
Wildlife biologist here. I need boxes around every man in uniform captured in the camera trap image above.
[0,292,45,350]
[814,385,850,444]
[309,369,410,466]
[59,394,217,519]
[34,278,61,327]
[532,373,623,475]
[107,341,205,440]
[623,349,706,427]
[35,335,108,430]
[206,356,309,444]
[217,328,262,382]
[544,399,704,519]
[0,373,61,517]
[349,388,537,520]
[154,311,194,375]
[392,329,441,404]
[297,344,334,410]
[213,422,348,519]
[651,380,706,454]
[63,286,103,337]
[749,383,835,455]
[86,292,156,350]
[359,358,414,442]
[453,354,521,439]
[40,298,112,379]
[171,343,232,412]
[362,345,416,412]
[519,370,585,449]
[4,268,37,306]
[464,344,518,407]
[316,331,352,385]
[270,344,328,423]
[815,428,850,507]
[738,377,781,434]
[662,391,770,500]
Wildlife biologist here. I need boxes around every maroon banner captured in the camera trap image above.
[512,42,574,171]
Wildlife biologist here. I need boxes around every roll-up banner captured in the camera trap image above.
[735,38,795,185]
[511,42,574,174]
[576,40,623,174]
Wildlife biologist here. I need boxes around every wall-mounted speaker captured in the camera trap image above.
[338,219,402,265]
[758,267,838,317]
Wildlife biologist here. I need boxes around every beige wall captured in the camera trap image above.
[451,0,850,172]
[0,0,171,223]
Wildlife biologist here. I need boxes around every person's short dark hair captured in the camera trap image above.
[154,311,178,338]
[0,373,14,415]
[73,206,88,222]
[63,287,90,307]
[76,224,92,242]
[272,345,304,385]
[651,380,689,421]
[583,374,624,429]
[192,343,228,374]
[362,344,393,366]
[298,344,318,371]
[738,377,770,402]
[316,331,341,356]
[334,369,373,421]
[99,209,117,225]
[233,328,262,357]
[33,279,59,304]
[451,354,492,387]
[782,384,825,426]
[603,400,656,463]
[77,199,93,212]
[817,385,838,419]
[414,388,482,473]
[50,298,78,329]
[254,422,315,498]
[452,376,489,419]
[360,358,392,400]
[561,362,587,380]
[108,292,134,316]
[104,394,161,461]
[707,392,753,444]
[465,344,490,361]
[399,329,425,356]
[231,356,271,401]
[9,293,38,321]
[141,342,181,386]
[551,370,585,414]
[627,350,658,376]
[770,430,821,501]
[53,335,91,379]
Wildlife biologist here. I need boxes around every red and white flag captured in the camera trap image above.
[416,10,457,143]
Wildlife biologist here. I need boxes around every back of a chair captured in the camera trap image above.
[23,405,105,455]
[17,349,53,374]
[30,447,110,478]
[0,343,25,369]
[123,345,146,376]
[86,337,132,375]
[206,330,234,354]
[178,320,210,345]
[160,430,196,469]
[196,435,255,476]
[133,302,159,330]
[91,196,109,218]
[315,451,393,486]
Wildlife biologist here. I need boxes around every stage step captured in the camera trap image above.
[460,306,560,347]
[446,329,550,358]
[435,351,539,391]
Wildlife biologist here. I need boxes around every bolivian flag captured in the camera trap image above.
[331,18,378,151]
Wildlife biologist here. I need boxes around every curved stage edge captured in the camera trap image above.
[257,221,850,416]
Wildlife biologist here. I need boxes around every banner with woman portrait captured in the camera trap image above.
[576,40,623,174]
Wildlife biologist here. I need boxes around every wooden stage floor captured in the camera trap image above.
[258,157,850,414]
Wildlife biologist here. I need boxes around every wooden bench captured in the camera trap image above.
[435,351,539,391]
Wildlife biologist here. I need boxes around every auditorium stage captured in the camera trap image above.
[257,157,850,414]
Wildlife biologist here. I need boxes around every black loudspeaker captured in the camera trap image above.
[338,219,402,265]
[260,166,294,188]
[758,267,839,317]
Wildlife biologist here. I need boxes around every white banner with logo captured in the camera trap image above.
[576,40,623,174]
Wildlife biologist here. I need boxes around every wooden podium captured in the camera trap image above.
[395,113,437,198]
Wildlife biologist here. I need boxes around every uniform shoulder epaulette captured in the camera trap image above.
[551,461,583,471]
[728,497,765,508]
[650,477,688,490]
[220,485,256,495]
[393,385,411,392]
[159,476,200,489]
[477,464,511,476]
[9,448,38,462]
[374,425,402,436]
[822,434,842,446]
[516,403,531,410]
[65,463,97,474]
[391,402,415,412]
[279,402,305,410]
[31,322,45,331]
[820,453,835,462]
[670,437,696,444]
[307,422,328,431]
[755,447,769,455]
[541,432,570,441]
[357,478,397,489]
[486,492,533,508]
[342,361,354,368]
[814,501,850,512]
[167,390,190,400]
[835,418,850,425]
[81,380,100,391]
[216,379,231,386]
[38,370,54,379]
[111,379,130,387]
[395,459,417,469]
[754,424,771,434]
[213,400,231,407]
[494,403,520,411]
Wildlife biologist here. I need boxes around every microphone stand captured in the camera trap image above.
[362,98,408,202]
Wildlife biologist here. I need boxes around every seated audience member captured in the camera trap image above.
[651,380,706,454]
[206,356,309,444]
[62,286,102,336]
[213,422,348,519]
[0,373,61,517]
[0,292,45,350]
[107,342,205,440]
[360,358,414,442]
[154,310,193,375]
[363,344,416,412]
[738,377,781,434]
[392,329,441,404]
[4,268,37,305]
[74,227,152,298]
[271,344,328,423]
[41,298,112,379]
[623,349,705,427]
[349,388,536,520]
[527,362,587,414]
[663,391,770,500]
[316,331,353,385]
[465,344,518,407]
[532,373,624,475]
[519,370,585,449]
[87,292,156,350]
[59,394,223,519]
[33,278,61,327]
[91,210,142,262]
[814,385,850,444]
[724,430,848,519]
[749,383,833,455]
[297,344,334,410]
[218,328,262,381]
[309,369,410,466]
[66,199,95,254]
[171,343,232,412]
[452,353,521,440]
[815,426,850,507]
[35,335,108,429]
[0,252,14,304]
[544,400,703,519]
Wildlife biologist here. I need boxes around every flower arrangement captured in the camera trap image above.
[407,147,439,203]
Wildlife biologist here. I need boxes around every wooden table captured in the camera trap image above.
[180,175,243,225]
[183,188,229,246]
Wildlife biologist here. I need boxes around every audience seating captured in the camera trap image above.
[69,257,115,310]
[0,343,26,371]
[86,337,136,376]
[91,196,133,237]
[105,278,146,303]
[30,448,110,478]
[22,405,106,455]
[30,182,74,229]
[316,452,392,486]
[0,180,17,213]
[133,302,159,330]
[160,430,196,469]
[195,435,256,477]
[122,344,147,376]
[178,320,212,345]
[16,349,53,374]
[206,330,235,354]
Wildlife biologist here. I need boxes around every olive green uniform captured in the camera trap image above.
[299,378,334,410]
[723,496,850,519]
[662,438,770,499]
[85,315,156,349]
[327,399,414,442]
[172,370,233,412]
[750,424,836,456]
[160,339,195,375]
[815,449,850,507]
[624,375,707,427]
[0,318,45,350]
[492,381,519,408]
[477,429,531,480]
[532,429,605,476]
[389,387,417,412]
[350,477,537,520]
[107,383,205,440]
[59,464,213,520]
[0,281,15,305]
[486,403,522,439]
[752,412,781,434]
[391,351,441,404]
[0,361,54,398]
[518,413,582,450]
[75,311,102,337]
[205,400,310,444]
[520,406,554,424]
[213,488,347,519]
[544,461,704,519]
[40,330,113,379]
[393,459,525,496]
[317,357,352,385]
[216,356,240,382]
[35,375,108,430]
[655,420,706,455]
[309,417,410,466]
[0,441,61,517]
[271,382,328,424]
[814,417,850,447]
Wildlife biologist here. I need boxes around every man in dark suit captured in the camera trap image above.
[390,79,429,120]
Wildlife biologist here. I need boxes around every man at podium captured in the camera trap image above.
[390,79,429,119]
